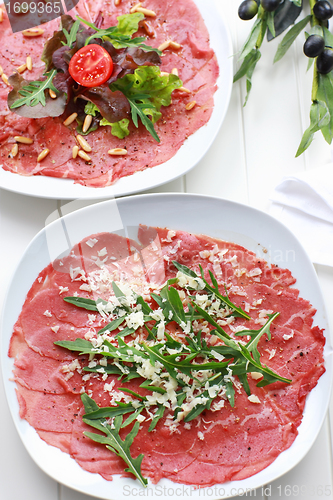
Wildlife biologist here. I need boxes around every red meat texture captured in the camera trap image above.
[8,227,325,486]
[0,0,219,187]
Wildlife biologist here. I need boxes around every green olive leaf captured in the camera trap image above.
[267,0,302,41]
[238,18,263,61]
[274,14,311,63]
[296,100,330,156]
[323,26,333,48]
[316,73,333,143]
[234,48,261,105]
[266,11,276,39]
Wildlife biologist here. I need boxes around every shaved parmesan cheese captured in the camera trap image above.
[250,372,263,380]
[283,330,294,341]
[86,238,98,248]
[98,247,108,257]
[248,394,261,404]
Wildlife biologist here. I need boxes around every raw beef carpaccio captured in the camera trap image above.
[0,0,219,187]
[9,227,325,486]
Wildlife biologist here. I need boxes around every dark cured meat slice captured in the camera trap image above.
[9,227,325,487]
[37,430,73,454]
[0,0,219,187]
[16,384,82,433]
[142,227,298,293]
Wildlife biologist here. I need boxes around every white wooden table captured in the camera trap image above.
[1,2,332,499]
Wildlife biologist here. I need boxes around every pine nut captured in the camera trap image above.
[72,145,79,159]
[76,135,92,152]
[78,150,92,161]
[63,112,78,126]
[17,63,27,74]
[114,0,121,5]
[37,148,50,162]
[0,65,3,76]
[171,68,179,76]
[108,148,128,156]
[22,28,44,37]
[26,56,33,71]
[130,2,142,13]
[185,100,196,111]
[142,20,155,37]
[82,114,93,133]
[134,7,156,17]
[169,41,181,49]
[0,9,3,23]
[160,71,169,77]
[177,86,191,93]
[1,73,9,86]
[49,88,57,99]
[158,40,170,52]
[11,144,18,157]
[14,136,34,144]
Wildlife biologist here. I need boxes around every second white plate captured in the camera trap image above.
[1,193,332,499]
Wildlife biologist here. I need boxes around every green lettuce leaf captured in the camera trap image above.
[111,66,182,141]
[116,13,145,37]
[101,118,130,138]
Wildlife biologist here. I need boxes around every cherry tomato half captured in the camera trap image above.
[69,44,114,88]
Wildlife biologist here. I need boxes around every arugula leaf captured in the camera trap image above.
[111,66,182,142]
[172,260,250,319]
[77,13,160,54]
[10,70,59,109]
[62,18,81,48]
[63,296,108,312]
[81,394,147,487]
[54,338,96,355]
[148,404,165,431]
[83,400,143,420]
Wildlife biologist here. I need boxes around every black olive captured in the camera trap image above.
[313,0,333,20]
[303,34,325,58]
[238,0,258,20]
[261,0,281,12]
[316,47,333,73]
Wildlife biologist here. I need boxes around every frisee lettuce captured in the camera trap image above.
[84,102,130,138]
[110,66,183,142]
[78,13,161,53]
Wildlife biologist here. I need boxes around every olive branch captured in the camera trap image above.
[234,0,333,156]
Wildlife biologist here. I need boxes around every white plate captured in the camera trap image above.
[0,0,233,200]
[1,193,332,499]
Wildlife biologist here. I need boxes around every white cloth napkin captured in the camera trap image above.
[269,164,333,267]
